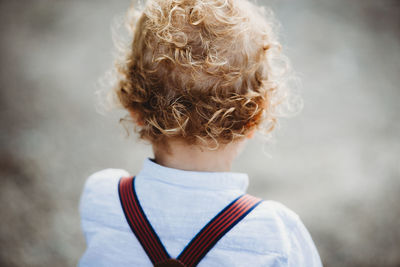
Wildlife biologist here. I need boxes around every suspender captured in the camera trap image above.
[118,176,262,267]
[119,177,170,264]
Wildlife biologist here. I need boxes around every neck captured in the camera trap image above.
[152,139,247,172]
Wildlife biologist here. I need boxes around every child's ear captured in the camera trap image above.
[130,111,144,126]
[246,129,255,139]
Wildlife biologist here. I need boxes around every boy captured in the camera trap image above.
[79,0,323,266]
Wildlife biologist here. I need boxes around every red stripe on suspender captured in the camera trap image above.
[119,177,169,264]
[127,177,170,262]
[125,178,167,263]
[119,178,161,263]
[189,198,260,266]
[191,198,259,263]
[123,180,162,262]
[178,194,261,266]
[178,195,250,263]
[124,177,169,263]
[183,197,254,265]
[121,177,168,263]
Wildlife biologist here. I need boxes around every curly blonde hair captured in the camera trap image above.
[110,0,298,150]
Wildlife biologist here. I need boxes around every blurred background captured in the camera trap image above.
[0,0,399,266]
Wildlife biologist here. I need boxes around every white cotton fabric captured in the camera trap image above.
[78,157,323,267]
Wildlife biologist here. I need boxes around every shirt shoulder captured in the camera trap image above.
[239,200,301,252]
[255,200,323,267]
[258,200,301,229]
[79,168,130,228]
[82,168,130,191]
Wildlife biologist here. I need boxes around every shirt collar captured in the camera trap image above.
[137,157,249,192]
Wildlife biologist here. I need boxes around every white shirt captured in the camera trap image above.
[78,157,323,266]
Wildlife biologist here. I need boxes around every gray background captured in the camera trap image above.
[0,0,399,266]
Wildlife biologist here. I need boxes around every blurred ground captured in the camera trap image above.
[0,0,399,266]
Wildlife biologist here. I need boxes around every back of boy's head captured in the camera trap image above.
[113,0,293,150]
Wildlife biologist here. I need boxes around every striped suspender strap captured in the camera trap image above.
[118,176,263,267]
[118,176,170,265]
[177,193,262,266]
